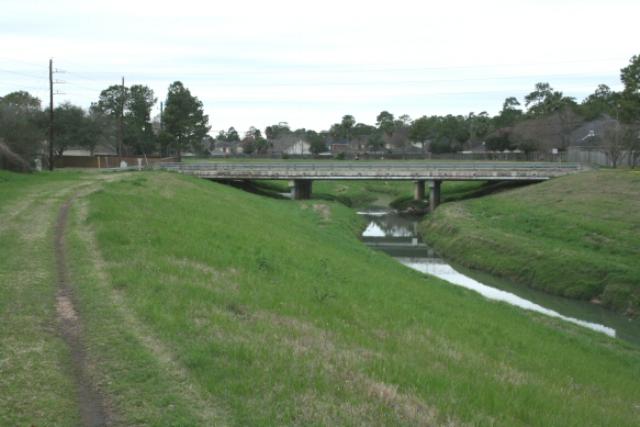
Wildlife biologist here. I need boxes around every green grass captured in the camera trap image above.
[0,171,90,425]
[2,170,640,425]
[256,179,486,208]
[421,170,640,315]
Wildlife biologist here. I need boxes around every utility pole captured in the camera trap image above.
[160,101,164,131]
[119,76,125,162]
[48,59,54,170]
[47,59,65,170]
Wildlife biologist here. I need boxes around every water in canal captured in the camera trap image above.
[358,207,640,345]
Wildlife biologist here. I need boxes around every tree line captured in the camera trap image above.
[1,54,639,170]
[0,80,209,169]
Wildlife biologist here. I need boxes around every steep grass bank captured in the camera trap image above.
[84,172,639,425]
[421,170,640,315]
[2,170,640,425]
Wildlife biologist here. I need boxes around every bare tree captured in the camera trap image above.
[602,123,625,168]
[623,125,640,168]
[511,108,582,154]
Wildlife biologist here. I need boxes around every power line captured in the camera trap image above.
[0,68,46,79]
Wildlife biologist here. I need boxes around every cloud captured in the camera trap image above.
[1,0,638,131]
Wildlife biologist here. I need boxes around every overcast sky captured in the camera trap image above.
[1,0,639,134]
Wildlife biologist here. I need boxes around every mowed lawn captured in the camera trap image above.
[422,170,640,315]
[1,170,639,425]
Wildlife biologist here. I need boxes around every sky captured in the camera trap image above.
[1,0,639,135]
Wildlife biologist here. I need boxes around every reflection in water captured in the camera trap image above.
[357,210,638,341]
[397,257,615,337]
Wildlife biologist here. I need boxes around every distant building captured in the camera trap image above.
[569,116,617,147]
[271,135,311,156]
[61,143,117,157]
[283,140,311,156]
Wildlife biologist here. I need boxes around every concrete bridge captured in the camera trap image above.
[160,161,588,210]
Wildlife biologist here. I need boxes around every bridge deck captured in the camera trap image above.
[160,161,587,181]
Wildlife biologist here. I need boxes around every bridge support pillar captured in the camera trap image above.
[292,179,313,200]
[429,180,441,211]
[414,180,425,200]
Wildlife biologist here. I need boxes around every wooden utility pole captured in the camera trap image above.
[119,76,125,162]
[160,101,164,131]
[48,59,54,170]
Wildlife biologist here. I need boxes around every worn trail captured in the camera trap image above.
[54,197,108,427]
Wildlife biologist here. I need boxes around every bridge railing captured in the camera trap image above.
[158,161,585,172]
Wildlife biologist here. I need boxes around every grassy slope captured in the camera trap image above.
[421,170,640,315]
[0,171,90,425]
[2,170,640,425]
[85,172,639,425]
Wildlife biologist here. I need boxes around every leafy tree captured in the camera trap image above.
[265,122,290,140]
[85,108,114,155]
[580,84,616,120]
[341,115,356,141]
[1,91,41,111]
[0,91,45,166]
[524,83,553,111]
[240,126,269,155]
[524,82,575,117]
[409,115,436,153]
[398,114,412,126]
[52,102,89,157]
[95,83,157,155]
[467,111,492,142]
[254,137,270,154]
[485,130,514,151]
[618,54,640,123]
[494,97,523,128]
[305,130,326,155]
[245,126,261,139]
[352,123,376,138]
[96,85,129,118]
[390,116,411,155]
[226,127,240,142]
[241,138,255,154]
[438,115,469,151]
[329,123,345,140]
[366,132,385,151]
[621,54,640,95]
[163,81,211,160]
[125,85,157,154]
[376,110,395,137]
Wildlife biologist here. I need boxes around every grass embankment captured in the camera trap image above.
[2,170,640,425]
[422,170,640,315]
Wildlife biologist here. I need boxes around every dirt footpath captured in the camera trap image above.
[54,196,108,426]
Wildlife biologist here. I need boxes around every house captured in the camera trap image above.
[62,143,117,157]
[283,140,311,156]
[212,139,241,156]
[271,135,311,156]
[569,116,617,147]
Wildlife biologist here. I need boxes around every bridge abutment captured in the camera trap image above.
[429,180,441,211]
[292,179,313,200]
[414,180,425,200]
